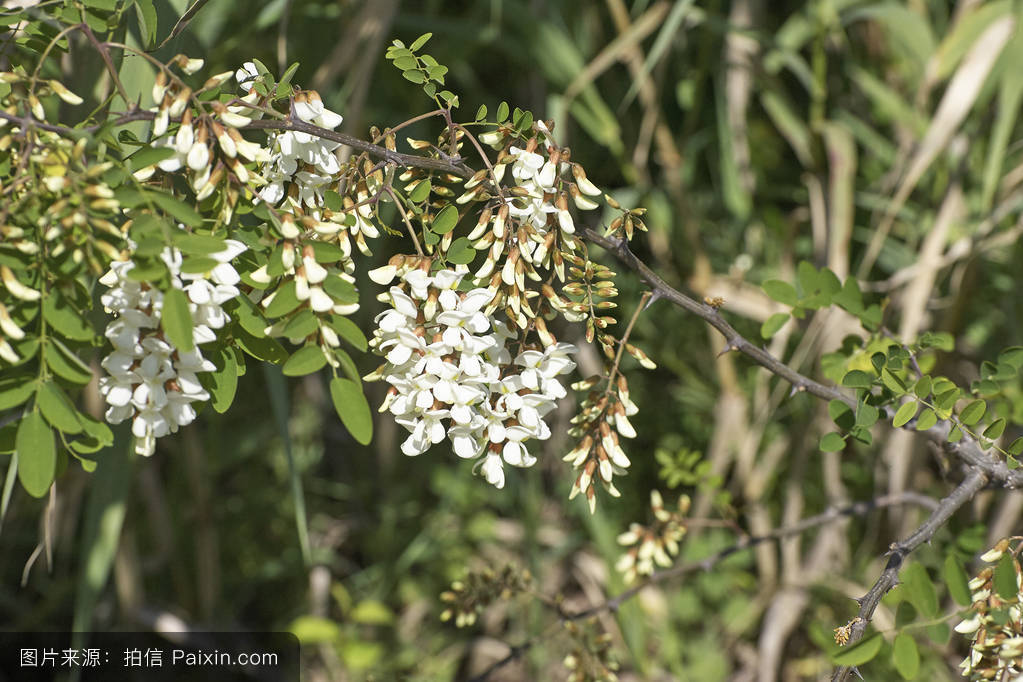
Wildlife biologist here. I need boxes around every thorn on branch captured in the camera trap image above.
[716,343,737,358]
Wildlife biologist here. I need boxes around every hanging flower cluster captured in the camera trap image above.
[615,490,690,583]
[98,239,246,456]
[955,538,1023,679]
[367,263,577,488]
[256,83,344,211]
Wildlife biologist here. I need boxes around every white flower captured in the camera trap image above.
[98,236,246,456]
[235,62,259,92]
[368,267,577,489]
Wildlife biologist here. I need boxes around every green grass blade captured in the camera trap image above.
[263,364,311,567]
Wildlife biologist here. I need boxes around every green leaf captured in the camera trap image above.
[322,276,358,305]
[409,32,432,51]
[820,432,845,452]
[881,368,908,395]
[308,240,345,263]
[446,237,476,265]
[409,180,431,202]
[761,280,797,306]
[960,399,987,425]
[841,370,873,389]
[133,0,157,48]
[170,231,225,255]
[934,387,960,413]
[892,401,917,428]
[432,204,458,235]
[994,553,1019,601]
[325,314,368,352]
[892,632,919,680]
[43,291,94,341]
[915,408,937,431]
[402,69,426,84]
[278,61,300,89]
[232,296,269,336]
[180,256,218,274]
[282,310,318,339]
[496,101,509,122]
[829,400,855,430]
[925,622,949,645]
[475,104,487,121]
[1000,346,1023,369]
[209,347,238,413]
[760,312,789,339]
[127,145,176,170]
[870,352,886,373]
[944,554,972,606]
[264,280,302,318]
[161,288,194,352]
[235,328,287,364]
[856,402,878,428]
[330,377,372,445]
[833,632,882,666]
[948,424,964,442]
[796,261,818,296]
[16,410,56,498]
[913,375,931,398]
[833,277,864,314]
[393,56,418,70]
[0,374,37,411]
[149,191,203,227]
[323,190,343,212]
[37,382,83,434]
[333,347,360,384]
[984,418,1006,440]
[352,599,394,625]
[1008,436,1023,456]
[290,615,340,644]
[45,339,93,384]
[903,562,938,618]
[282,345,327,377]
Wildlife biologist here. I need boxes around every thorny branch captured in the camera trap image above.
[468,491,939,682]
[581,229,1023,489]
[830,469,988,682]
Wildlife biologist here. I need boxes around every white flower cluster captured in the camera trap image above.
[98,240,245,456]
[368,266,577,488]
[138,59,267,214]
[614,491,689,584]
[956,539,1023,679]
[253,71,344,211]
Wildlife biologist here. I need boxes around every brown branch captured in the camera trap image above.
[569,491,939,621]
[467,491,938,682]
[245,118,475,177]
[830,468,988,682]
[80,23,130,104]
[581,228,1023,490]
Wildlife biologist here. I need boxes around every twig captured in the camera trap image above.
[581,228,1023,490]
[80,23,130,104]
[830,468,988,682]
[158,0,212,50]
[569,491,938,621]
[467,491,938,682]
[605,290,651,391]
